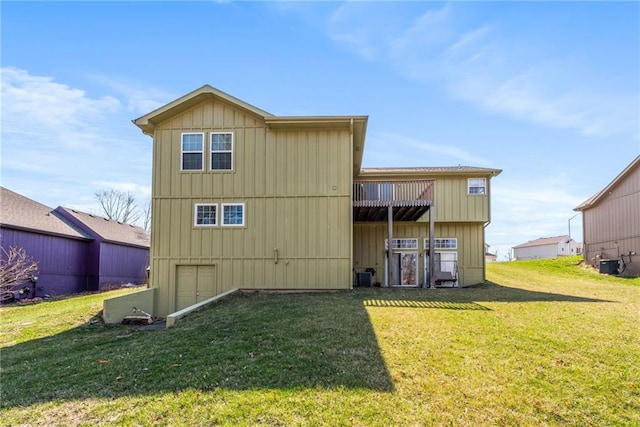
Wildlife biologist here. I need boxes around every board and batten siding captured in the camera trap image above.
[353,222,486,286]
[150,98,353,315]
[582,164,640,275]
[433,176,491,223]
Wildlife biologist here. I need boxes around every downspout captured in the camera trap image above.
[349,118,354,289]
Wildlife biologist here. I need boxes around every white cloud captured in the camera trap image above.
[86,74,174,115]
[364,131,492,167]
[1,67,121,147]
[487,178,586,259]
[1,67,152,227]
[326,3,638,138]
[328,2,407,60]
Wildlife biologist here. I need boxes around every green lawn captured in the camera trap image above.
[1,257,638,426]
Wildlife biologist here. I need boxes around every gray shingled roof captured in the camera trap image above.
[57,207,150,248]
[512,235,570,249]
[0,187,88,239]
[359,166,502,175]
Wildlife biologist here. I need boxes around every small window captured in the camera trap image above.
[182,133,204,171]
[211,132,233,171]
[424,238,458,250]
[222,203,245,226]
[468,178,486,195]
[385,238,418,250]
[194,203,217,226]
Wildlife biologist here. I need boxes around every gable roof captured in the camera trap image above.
[56,207,150,249]
[132,84,369,177]
[575,155,640,211]
[0,187,89,240]
[133,85,275,135]
[513,235,570,249]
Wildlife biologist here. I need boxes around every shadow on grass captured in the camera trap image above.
[0,292,394,409]
[1,282,612,409]
[353,280,612,309]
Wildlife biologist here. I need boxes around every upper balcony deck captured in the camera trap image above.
[353,180,434,221]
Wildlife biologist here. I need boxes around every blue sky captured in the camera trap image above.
[2,1,639,260]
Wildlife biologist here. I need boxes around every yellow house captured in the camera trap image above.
[132,85,501,317]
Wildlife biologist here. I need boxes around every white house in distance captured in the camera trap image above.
[512,235,582,260]
[485,243,497,263]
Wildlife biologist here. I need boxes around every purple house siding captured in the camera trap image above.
[1,188,149,299]
[0,227,91,297]
[98,242,149,289]
[54,207,150,291]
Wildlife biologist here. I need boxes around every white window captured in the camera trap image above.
[194,204,217,226]
[182,133,204,171]
[222,203,245,226]
[424,238,458,250]
[468,178,486,195]
[210,132,233,171]
[385,238,418,250]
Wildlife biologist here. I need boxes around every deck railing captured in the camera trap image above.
[353,180,434,207]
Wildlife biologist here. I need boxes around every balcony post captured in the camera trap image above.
[429,203,435,289]
[387,204,393,287]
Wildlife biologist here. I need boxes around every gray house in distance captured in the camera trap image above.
[512,235,581,261]
[0,187,150,298]
[575,155,640,276]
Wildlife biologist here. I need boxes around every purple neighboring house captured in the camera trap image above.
[0,187,150,298]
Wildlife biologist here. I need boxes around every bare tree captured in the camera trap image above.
[0,246,39,290]
[95,189,141,224]
[141,198,152,232]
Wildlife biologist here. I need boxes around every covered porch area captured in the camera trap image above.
[353,179,457,288]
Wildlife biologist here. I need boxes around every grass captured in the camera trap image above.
[1,256,639,426]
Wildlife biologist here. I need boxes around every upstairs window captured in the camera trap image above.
[222,203,245,226]
[181,133,204,171]
[211,132,233,171]
[194,203,217,226]
[468,178,486,195]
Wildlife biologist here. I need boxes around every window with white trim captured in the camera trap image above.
[222,203,245,226]
[194,203,217,226]
[468,178,486,195]
[181,133,204,171]
[210,132,233,171]
[385,238,419,250]
[424,238,458,250]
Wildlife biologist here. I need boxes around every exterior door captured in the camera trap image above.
[387,252,419,286]
[175,265,216,311]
